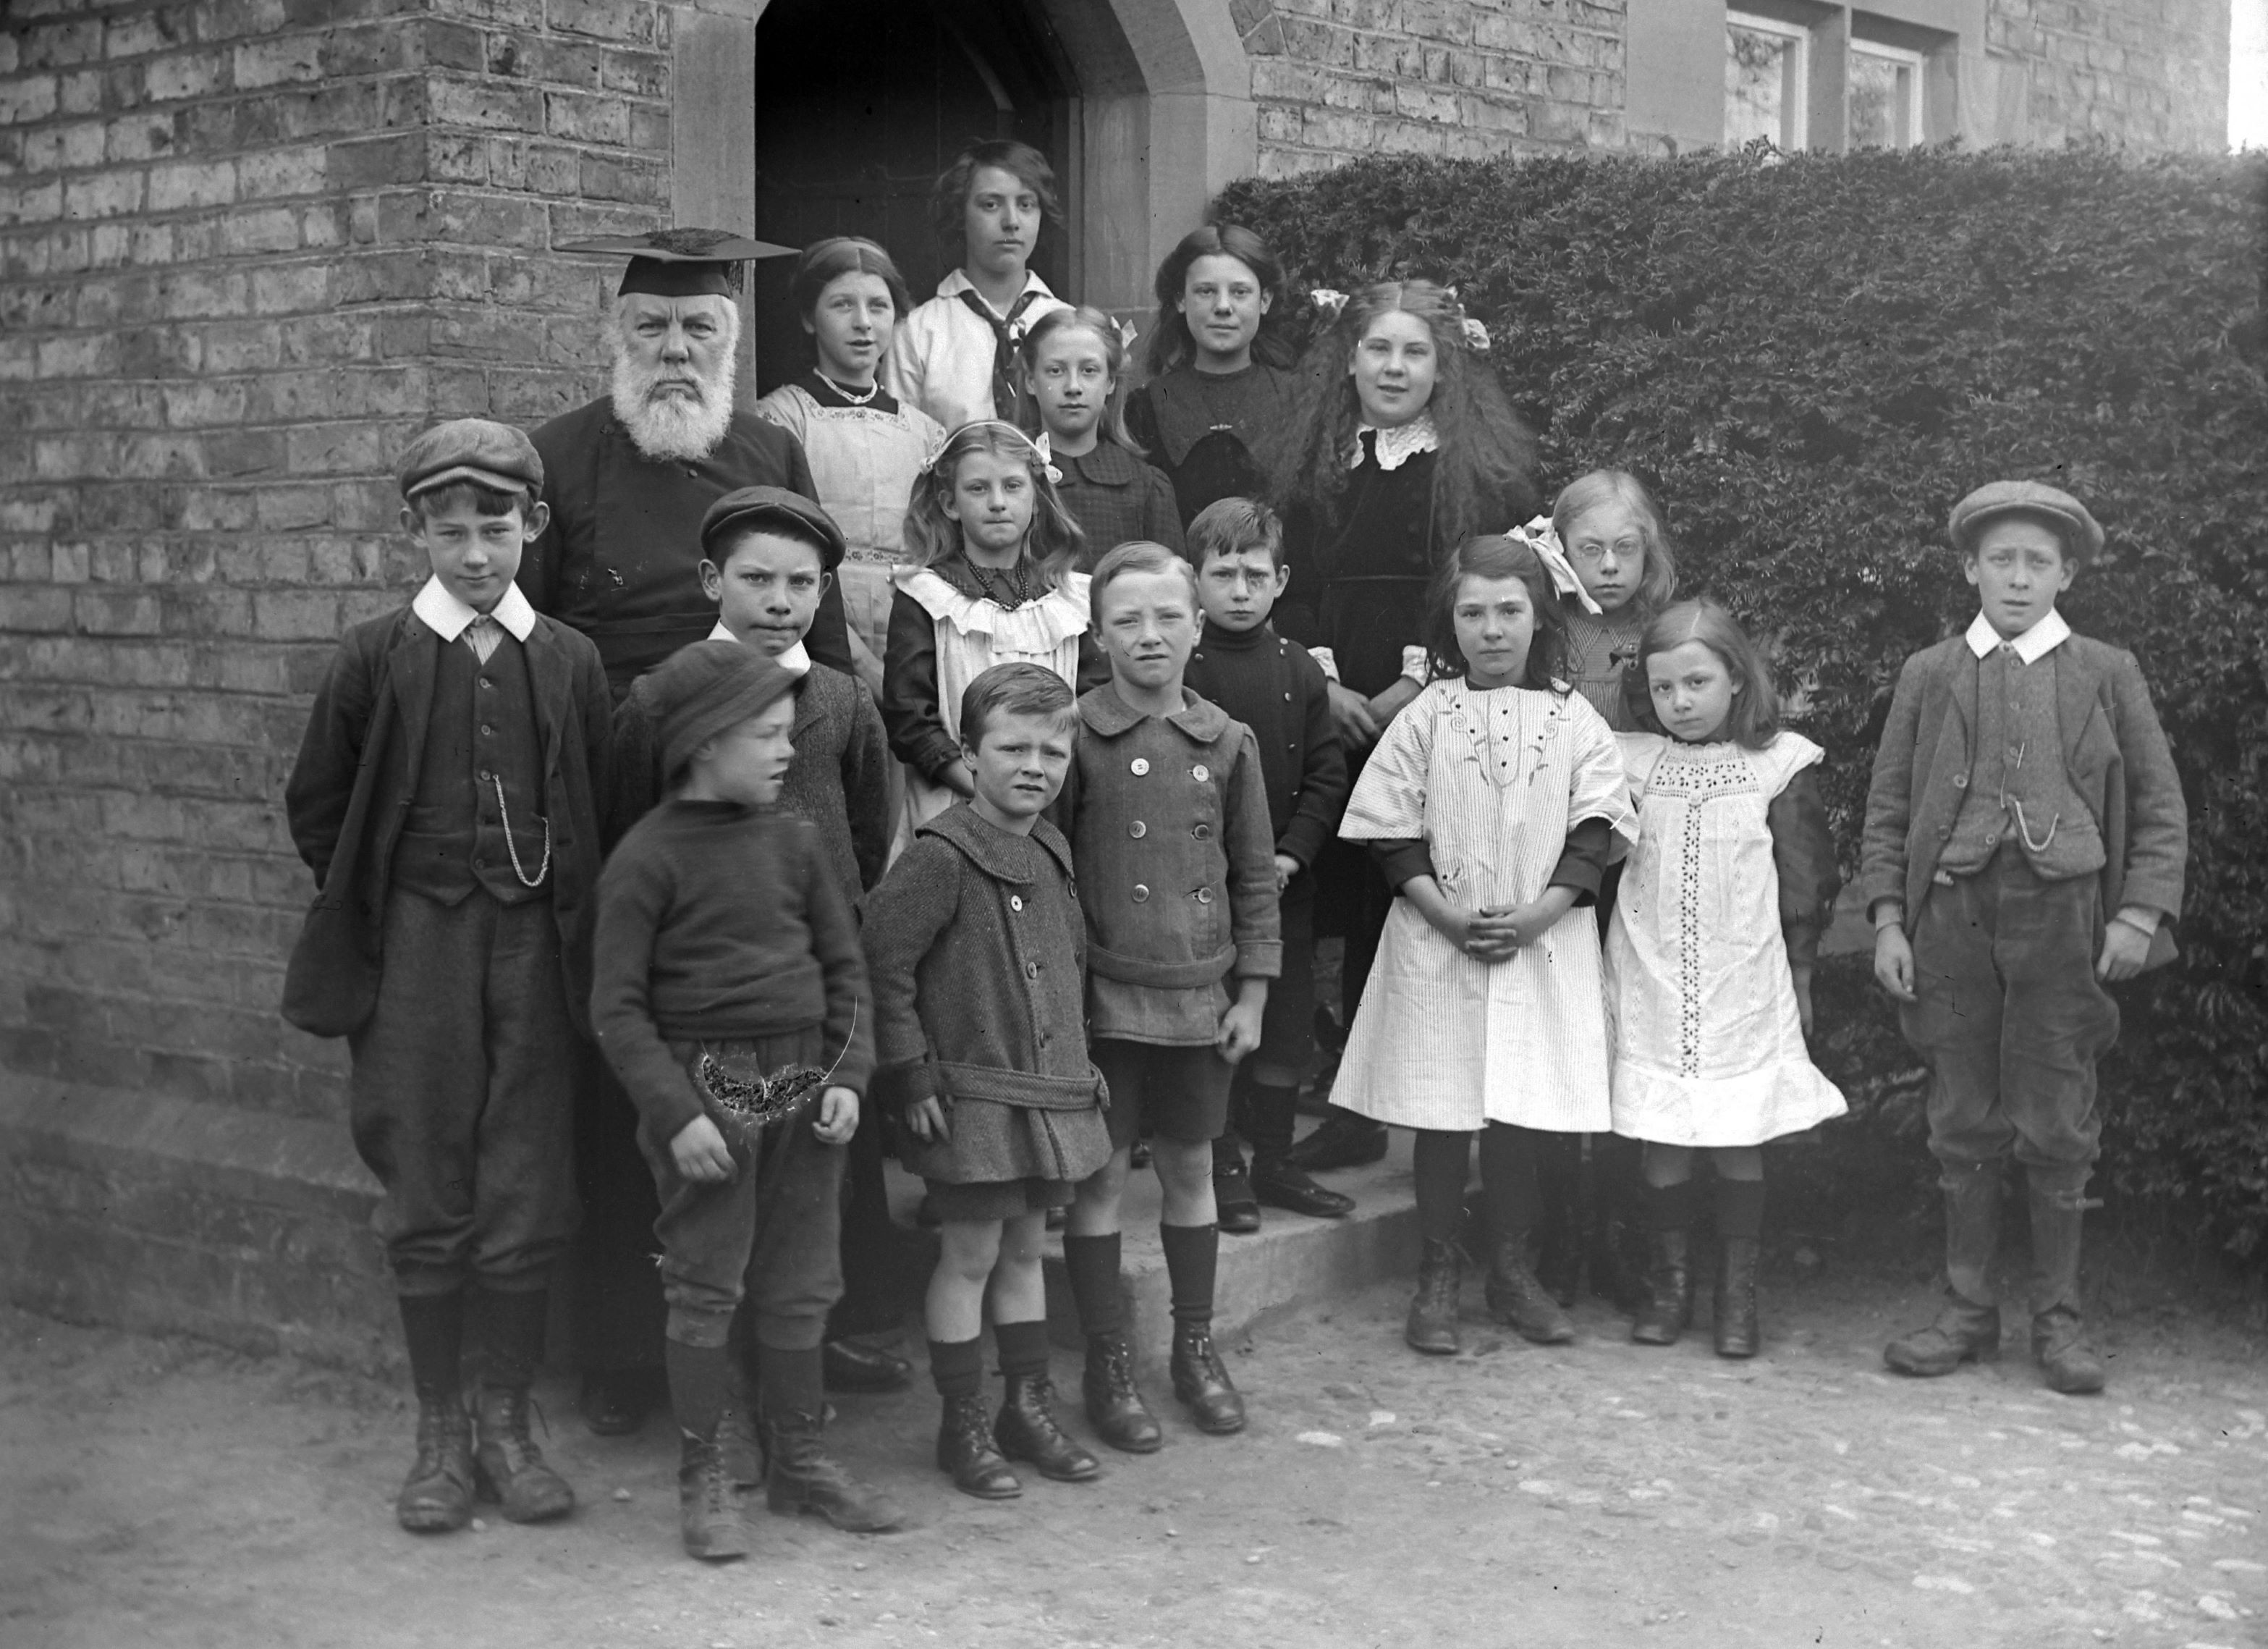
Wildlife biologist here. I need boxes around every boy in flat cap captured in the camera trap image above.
[283,418,613,1535]
[590,641,902,1561]
[1863,481,2186,1395]
[606,486,908,1401]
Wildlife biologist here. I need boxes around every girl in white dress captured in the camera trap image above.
[1336,535,1638,1357]
[881,421,1096,853]
[1607,599,1845,1358]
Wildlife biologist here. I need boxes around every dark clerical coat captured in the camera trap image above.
[521,399,854,699]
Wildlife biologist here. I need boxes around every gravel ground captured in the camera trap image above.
[4,1252,2264,1649]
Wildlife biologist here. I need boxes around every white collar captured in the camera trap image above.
[413,575,536,644]
[935,266,1055,317]
[706,616,811,676]
[1965,607,2070,665]
[1350,412,1439,472]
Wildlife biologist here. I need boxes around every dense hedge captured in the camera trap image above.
[1216,146,2268,1260]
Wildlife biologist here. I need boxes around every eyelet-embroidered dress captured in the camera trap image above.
[891,565,1092,842]
[1334,679,1638,1132]
[1605,733,1847,1147]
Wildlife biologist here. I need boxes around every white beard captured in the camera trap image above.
[608,328,737,463]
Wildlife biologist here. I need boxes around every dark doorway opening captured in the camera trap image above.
[753,0,1077,396]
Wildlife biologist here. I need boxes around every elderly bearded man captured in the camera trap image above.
[522,231,855,701]
[522,232,870,1438]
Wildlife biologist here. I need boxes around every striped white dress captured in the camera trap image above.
[1334,680,1638,1133]
[1605,733,1848,1147]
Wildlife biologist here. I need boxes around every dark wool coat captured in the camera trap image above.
[862,806,1112,1188]
[282,604,612,1038]
[520,400,852,697]
[1860,631,2187,969]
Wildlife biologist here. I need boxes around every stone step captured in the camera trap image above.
[884,1123,1420,1376]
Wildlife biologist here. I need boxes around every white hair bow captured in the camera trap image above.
[1031,429,1064,486]
[1507,516,1601,615]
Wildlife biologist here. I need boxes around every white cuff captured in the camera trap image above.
[1308,646,1340,685]
[1400,644,1431,686]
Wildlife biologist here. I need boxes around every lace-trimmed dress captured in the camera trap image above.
[1333,679,1638,1132]
[1605,733,1848,1147]
[889,564,1092,843]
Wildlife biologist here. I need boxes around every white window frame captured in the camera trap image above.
[1848,36,1928,148]
[1725,11,1811,151]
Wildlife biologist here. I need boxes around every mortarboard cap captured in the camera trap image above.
[558,227,799,299]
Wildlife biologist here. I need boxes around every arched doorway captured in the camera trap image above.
[752,0,1078,395]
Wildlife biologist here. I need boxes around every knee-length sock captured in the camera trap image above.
[1411,1129,1473,1247]
[1062,1232,1124,1339]
[1159,1223,1219,1328]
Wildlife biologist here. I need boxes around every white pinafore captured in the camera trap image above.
[1605,732,1848,1147]
[892,566,1091,850]
[1334,679,1638,1133]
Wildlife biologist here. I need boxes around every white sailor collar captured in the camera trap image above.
[934,266,1058,317]
[1350,412,1439,472]
[706,616,811,676]
[1964,607,2070,665]
[412,575,536,643]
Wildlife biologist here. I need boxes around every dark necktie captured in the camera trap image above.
[957,286,1042,425]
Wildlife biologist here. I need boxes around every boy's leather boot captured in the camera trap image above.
[394,1291,473,1533]
[1082,1332,1164,1453]
[469,1288,575,1523]
[1245,1078,1354,1219]
[1169,1322,1247,1435]
[1714,1239,1761,1358]
[397,1388,475,1533]
[937,1393,1021,1498]
[2027,1176,2106,1395]
[1405,1237,1463,1356]
[757,1346,904,1532]
[1286,1106,1388,1173]
[1485,1234,1575,1344]
[1886,1161,2004,1375]
[995,1371,1102,1481]
[678,1430,748,1561]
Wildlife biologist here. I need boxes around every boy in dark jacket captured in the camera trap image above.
[1180,497,1353,1231]
[864,663,1114,1500]
[601,486,905,1404]
[1058,541,1282,1451]
[282,418,611,1536]
[1864,481,2186,1396]
[590,641,901,1561]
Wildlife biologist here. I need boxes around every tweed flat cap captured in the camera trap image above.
[1949,481,2104,565]
[646,639,800,781]
[699,486,849,570]
[397,418,545,500]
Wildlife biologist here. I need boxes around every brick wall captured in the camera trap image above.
[0,0,671,1357]
[1987,0,2230,150]
[1244,0,1631,176]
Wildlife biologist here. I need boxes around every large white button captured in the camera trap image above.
[1130,757,1150,775]
[1191,764,1209,783]
[1132,885,1150,903]
[1010,895,1023,911]
[1129,821,1146,838]
[1195,887,1214,903]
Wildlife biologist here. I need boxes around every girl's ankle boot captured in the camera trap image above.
[1485,1235,1574,1344]
[1081,1332,1163,1454]
[937,1392,1021,1499]
[1714,1238,1761,1358]
[1405,1237,1463,1356]
[1630,1226,1693,1345]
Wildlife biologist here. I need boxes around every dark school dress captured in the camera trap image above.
[1126,362,1300,530]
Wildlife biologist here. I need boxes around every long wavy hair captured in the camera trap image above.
[1551,468,1680,620]
[1274,280,1539,554]
[1143,223,1298,379]
[1019,305,1139,453]
[900,421,1085,589]
[1424,534,1568,690]
[1623,599,1782,749]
